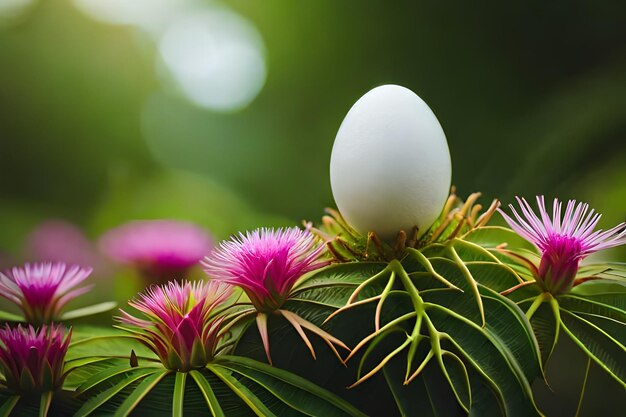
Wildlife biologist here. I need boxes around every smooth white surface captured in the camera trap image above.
[330,85,452,239]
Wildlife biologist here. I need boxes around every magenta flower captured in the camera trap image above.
[0,324,71,393]
[24,220,101,269]
[201,227,345,364]
[99,220,213,284]
[498,196,626,294]
[0,262,92,324]
[117,280,232,371]
[202,227,328,312]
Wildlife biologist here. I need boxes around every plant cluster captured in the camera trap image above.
[0,85,624,416]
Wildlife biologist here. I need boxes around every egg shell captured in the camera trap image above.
[330,84,452,240]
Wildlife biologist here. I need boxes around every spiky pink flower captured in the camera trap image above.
[0,262,92,324]
[202,227,328,312]
[0,324,71,393]
[498,196,626,294]
[99,220,213,284]
[117,280,232,371]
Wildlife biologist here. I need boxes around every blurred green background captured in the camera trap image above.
[1,0,625,245]
[0,1,625,414]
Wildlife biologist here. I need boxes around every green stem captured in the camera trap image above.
[525,293,550,320]
[448,244,485,327]
[347,264,392,304]
[406,248,460,291]
[375,271,396,331]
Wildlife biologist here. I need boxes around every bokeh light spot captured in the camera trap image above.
[72,0,192,35]
[157,7,267,112]
[0,0,37,28]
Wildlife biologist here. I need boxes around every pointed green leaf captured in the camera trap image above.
[479,290,542,381]
[77,364,138,392]
[441,351,471,411]
[190,370,225,417]
[39,391,52,417]
[570,278,626,300]
[0,310,23,322]
[384,353,467,417]
[20,367,35,391]
[213,355,368,417]
[466,262,524,292]
[560,294,626,322]
[64,358,127,391]
[113,369,168,417]
[573,312,626,346]
[560,309,626,387]
[74,367,159,417]
[60,302,117,321]
[426,304,541,417]
[208,365,274,417]
[64,356,110,374]
[0,395,19,417]
[462,226,539,254]
[467,370,506,417]
[523,299,559,365]
[293,262,388,292]
[172,372,186,417]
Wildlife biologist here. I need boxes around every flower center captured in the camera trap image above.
[537,235,583,294]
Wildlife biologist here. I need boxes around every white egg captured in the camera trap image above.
[330,84,452,240]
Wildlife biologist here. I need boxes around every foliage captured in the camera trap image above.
[1,201,624,416]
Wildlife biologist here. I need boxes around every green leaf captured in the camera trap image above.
[190,369,225,417]
[573,312,626,346]
[0,395,19,417]
[60,302,117,321]
[467,262,523,292]
[64,358,124,391]
[467,370,506,417]
[426,304,541,417]
[172,372,186,417]
[559,294,626,323]
[290,285,373,310]
[39,391,52,417]
[213,355,367,417]
[113,369,168,417]
[291,263,389,310]
[0,310,23,322]
[208,364,274,417]
[64,356,110,373]
[383,354,466,417]
[523,300,559,365]
[441,351,471,410]
[462,226,539,254]
[384,352,467,417]
[560,309,626,387]
[578,262,626,281]
[67,326,156,362]
[479,290,542,381]
[77,364,141,392]
[294,262,388,292]
[74,367,159,417]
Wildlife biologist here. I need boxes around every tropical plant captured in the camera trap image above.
[1,85,624,417]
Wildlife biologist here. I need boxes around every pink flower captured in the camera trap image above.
[498,196,626,294]
[117,280,232,371]
[99,220,213,284]
[0,324,71,393]
[0,262,92,324]
[23,220,101,269]
[202,227,328,312]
